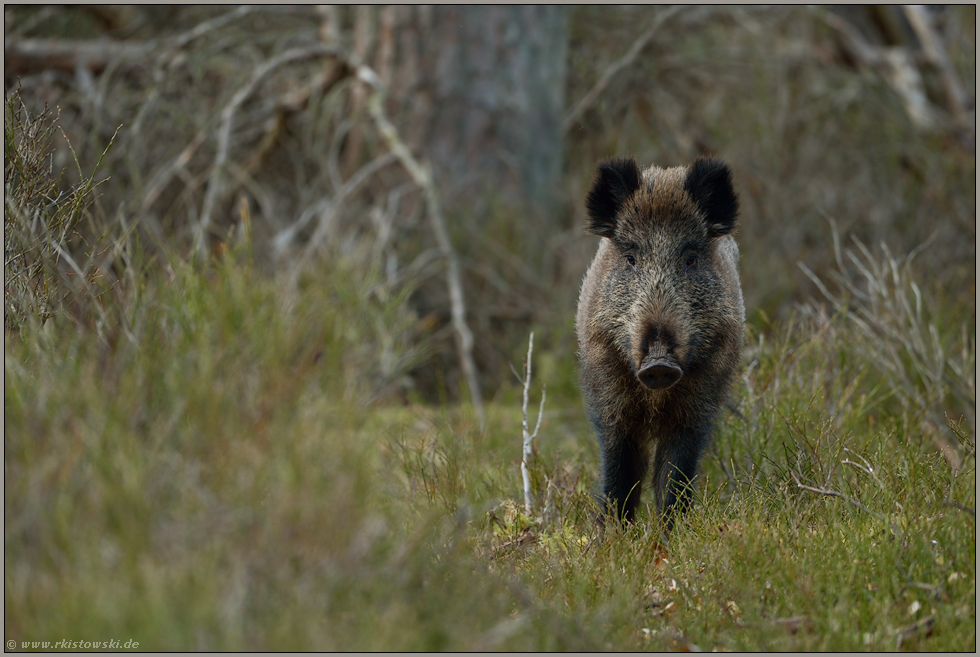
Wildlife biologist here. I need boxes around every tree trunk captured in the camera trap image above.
[345,6,569,402]
[357,6,568,219]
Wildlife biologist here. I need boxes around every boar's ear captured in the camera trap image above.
[685,157,739,237]
[585,157,641,238]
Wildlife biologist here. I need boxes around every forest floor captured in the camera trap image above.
[5,249,974,651]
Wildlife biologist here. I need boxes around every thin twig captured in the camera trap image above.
[790,470,883,520]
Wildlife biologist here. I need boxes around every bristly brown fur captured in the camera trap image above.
[576,157,744,530]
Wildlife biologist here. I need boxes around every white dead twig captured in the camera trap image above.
[520,332,547,515]
[360,65,486,428]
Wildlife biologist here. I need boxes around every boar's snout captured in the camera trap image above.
[637,356,683,389]
[636,322,683,389]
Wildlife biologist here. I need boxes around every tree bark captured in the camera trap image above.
[358,6,568,218]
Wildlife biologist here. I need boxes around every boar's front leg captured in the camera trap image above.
[594,416,649,524]
[651,427,708,531]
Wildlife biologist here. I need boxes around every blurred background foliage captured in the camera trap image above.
[4,4,974,404]
[4,5,974,409]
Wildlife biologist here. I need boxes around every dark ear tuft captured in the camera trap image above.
[585,157,642,238]
[684,157,739,237]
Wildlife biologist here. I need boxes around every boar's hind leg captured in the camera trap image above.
[597,427,648,524]
[651,429,708,531]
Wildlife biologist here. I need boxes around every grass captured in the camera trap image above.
[5,238,975,651]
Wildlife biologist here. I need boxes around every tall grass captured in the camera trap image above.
[5,246,576,651]
[6,225,974,650]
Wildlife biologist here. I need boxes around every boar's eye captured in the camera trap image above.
[684,252,699,272]
[625,254,637,271]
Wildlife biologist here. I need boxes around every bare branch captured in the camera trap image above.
[563,5,687,132]
[813,7,944,131]
[361,65,485,428]
[902,5,972,130]
[194,44,340,259]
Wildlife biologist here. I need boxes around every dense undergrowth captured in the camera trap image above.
[5,223,975,650]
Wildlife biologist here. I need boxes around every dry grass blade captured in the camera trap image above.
[798,233,975,462]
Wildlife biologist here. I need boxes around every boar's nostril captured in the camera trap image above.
[637,359,683,390]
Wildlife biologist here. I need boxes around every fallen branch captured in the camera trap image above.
[5,7,255,76]
[5,5,260,78]
[4,38,154,75]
